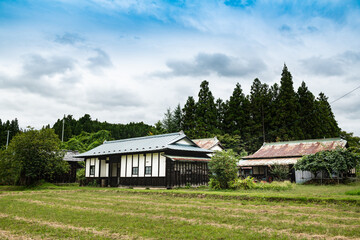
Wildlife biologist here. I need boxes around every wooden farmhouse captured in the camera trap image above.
[238,138,347,183]
[193,137,224,152]
[53,150,84,183]
[75,132,212,188]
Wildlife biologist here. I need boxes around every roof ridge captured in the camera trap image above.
[264,138,344,145]
[104,132,182,144]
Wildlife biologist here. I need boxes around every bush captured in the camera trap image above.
[229,177,293,191]
[208,150,238,189]
[229,176,256,190]
[269,164,289,181]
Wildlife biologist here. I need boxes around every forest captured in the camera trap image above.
[0,65,353,154]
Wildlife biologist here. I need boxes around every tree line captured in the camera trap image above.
[156,65,340,153]
[52,114,153,142]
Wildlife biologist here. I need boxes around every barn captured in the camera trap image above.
[238,138,347,183]
[75,131,212,188]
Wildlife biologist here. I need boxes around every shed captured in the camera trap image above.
[238,138,347,183]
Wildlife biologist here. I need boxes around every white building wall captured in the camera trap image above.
[126,154,132,177]
[159,153,166,177]
[152,153,159,177]
[94,159,99,177]
[176,139,193,145]
[139,154,145,176]
[100,160,107,177]
[85,159,90,177]
[120,155,126,177]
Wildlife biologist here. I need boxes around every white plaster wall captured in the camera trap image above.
[133,154,139,167]
[126,154,132,177]
[85,159,90,177]
[139,154,145,176]
[159,153,166,177]
[145,153,152,166]
[105,163,109,177]
[94,158,99,177]
[211,145,223,151]
[100,160,107,177]
[120,155,126,177]
[176,139,193,145]
[152,153,159,177]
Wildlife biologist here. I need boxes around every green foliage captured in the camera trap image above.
[0,128,69,186]
[62,130,112,153]
[217,134,247,155]
[76,168,85,183]
[269,164,289,181]
[0,118,21,148]
[195,80,217,138]
[52,114,152,142]
[229,177,293,191]
[159,65,342,154]
[295,148,360,178]
[345,189,360,195]
[229,176,256,190]
[208,150,239,189]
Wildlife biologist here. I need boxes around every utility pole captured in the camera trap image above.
[61,114,65,142]
[6,130,10,149]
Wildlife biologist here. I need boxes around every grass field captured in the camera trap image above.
[0,184,359,239]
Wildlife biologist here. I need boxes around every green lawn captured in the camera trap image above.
[0,184,359,239]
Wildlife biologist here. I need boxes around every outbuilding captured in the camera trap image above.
[75,131,212,188]
[238,138,347,183]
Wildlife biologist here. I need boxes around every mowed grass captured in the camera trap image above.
[0,186,359,239]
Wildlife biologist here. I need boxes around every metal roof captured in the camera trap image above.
[238,157,299,166]
[63,150,84,162]
[75,132,212,158]
[193,137,224,150]
[243,138,346,160]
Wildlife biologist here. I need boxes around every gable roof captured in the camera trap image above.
[76,132,212,158]
[193,137,224,150]
[243,138,347,160]
[63,150,84,162]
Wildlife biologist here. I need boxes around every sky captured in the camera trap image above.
[0,0,360,136]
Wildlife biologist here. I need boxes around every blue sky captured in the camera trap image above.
[1,0,360,135]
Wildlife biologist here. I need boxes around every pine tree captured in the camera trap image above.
[249,78,271,151]
[173,104,182,131]
[314,92,340,138]
[223,83,250,139]
[275,64,301,141]
[215,98,226,134]
[195,80,216,137]
[162,108,177,133]
[297,81,317,139]
[182,96,197,138]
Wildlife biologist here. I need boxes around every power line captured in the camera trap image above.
[330,84,360,105]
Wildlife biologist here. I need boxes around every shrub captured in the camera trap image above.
[208,150,238,189]
[345,189,360,195]
[269,164,289,181]
[229,177,293,191]
[229,176,256,190]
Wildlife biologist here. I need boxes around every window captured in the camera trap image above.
[132,167,138,175]
[145,166,152,175]
[90,165,95,175]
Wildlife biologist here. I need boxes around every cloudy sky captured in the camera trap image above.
[1,0,360,136]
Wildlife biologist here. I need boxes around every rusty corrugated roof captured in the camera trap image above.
[193,137,223,150]
[243,138,347,159]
